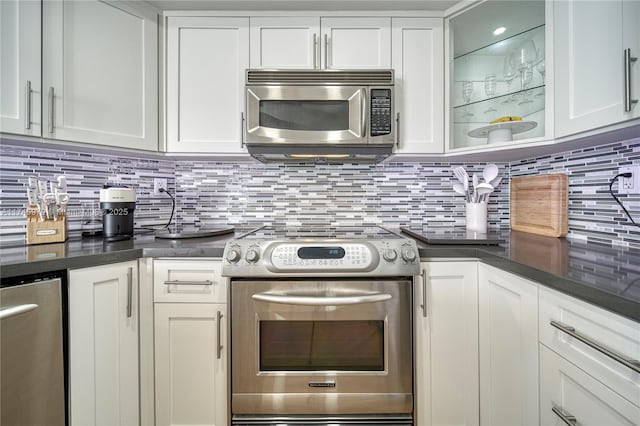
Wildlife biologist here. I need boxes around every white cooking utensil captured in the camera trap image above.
[453,183,466,199]
[56,176,67,193]
[475,182,494,203]
[472,173,479,199]
[453,166,470,194]
[482,164,499,184]
[490,176,502,188]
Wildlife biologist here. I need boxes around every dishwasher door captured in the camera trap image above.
[1,278,65,426]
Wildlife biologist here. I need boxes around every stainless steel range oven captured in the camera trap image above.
[223,226,419,426]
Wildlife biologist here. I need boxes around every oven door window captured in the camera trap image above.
[259,100,349,131]
[259,320,384,371]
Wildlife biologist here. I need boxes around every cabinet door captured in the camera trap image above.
[540,344,640,425]
[554,0,640,137]
[166,17,249,153]
[320,17,390,69]
[478,264,539,425]
[68,261,139,426]
[0,0,41,136]
[415,261,479,426]
[392,18,444,154]
[42,0,157,150]
[155,303,227,426]
[250,17,320,69]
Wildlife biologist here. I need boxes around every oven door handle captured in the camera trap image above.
[251,292,392,306]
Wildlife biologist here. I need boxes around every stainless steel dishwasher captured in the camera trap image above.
[1,272,66,425]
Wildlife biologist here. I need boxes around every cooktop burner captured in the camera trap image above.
[223,225,419,278]
[237,225,401,240]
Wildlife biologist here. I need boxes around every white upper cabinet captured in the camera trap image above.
[448,1,548,151]
[392,18,444,154]
[166,17,249,153]
[554,0,640,137]
[1,0,41,137]
[250,17,320,69]
[42,0,158,150]
[320,17,391,69]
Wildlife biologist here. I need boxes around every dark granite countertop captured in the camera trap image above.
[1,229,639,322]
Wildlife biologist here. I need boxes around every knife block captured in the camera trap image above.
[26,206,68,245]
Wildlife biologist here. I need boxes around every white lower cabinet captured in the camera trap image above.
[478,263,539,426]
[540,344,640,425]
[154,303,227,426]
[415,261,479,426]
[153,259,227,426]
[68,261,139,426]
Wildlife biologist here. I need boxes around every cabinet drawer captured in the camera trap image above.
[539,287,640,406]
[153,259,225,303]
[540,344,640,425]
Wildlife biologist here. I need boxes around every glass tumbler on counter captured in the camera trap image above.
[81,200,103,237]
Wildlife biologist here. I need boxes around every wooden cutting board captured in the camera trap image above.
[510,174,568,237]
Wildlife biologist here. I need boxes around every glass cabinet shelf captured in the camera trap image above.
[453,85,544,124]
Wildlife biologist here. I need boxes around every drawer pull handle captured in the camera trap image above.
[552,406,577,425]
[164,280,213,286]
[216,310,223,360]
[550,320,640,374]
[126,267,133,318]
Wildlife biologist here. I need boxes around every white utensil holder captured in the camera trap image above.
[466,202,488,234]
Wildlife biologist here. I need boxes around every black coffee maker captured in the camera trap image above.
[99,186,136,242]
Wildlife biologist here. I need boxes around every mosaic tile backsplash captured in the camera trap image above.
[1,135,639,248]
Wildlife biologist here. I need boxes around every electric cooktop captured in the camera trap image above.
[400,226,506,245]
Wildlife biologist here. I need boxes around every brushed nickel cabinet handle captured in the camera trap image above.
[313,33,317,69]
[396,112,401,149]
[126,267,133,318]
[163,280,213,286]
[48,87,54,133]
[551,406,577,426]
[624,48,638,112]
[216,310,223,360]
[550,320,640,373]
[24,80,31,129]
[420,269,428,317]
[324,34,328,69]
[240,112,245,148]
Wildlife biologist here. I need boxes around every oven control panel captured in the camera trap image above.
[222,239,420,277]
[270,243,375,271]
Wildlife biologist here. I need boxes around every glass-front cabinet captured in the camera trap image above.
[449,1,548,150]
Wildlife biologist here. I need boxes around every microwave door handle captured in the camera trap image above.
[252,292,392,306]
[361,88,367,138]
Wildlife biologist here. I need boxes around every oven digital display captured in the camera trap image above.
[297,246,345,259]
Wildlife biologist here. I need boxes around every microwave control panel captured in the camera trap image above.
[370,89,392,137]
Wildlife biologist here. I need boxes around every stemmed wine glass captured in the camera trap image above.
[518,66,534,104]
[501,53,516,104]
[483,74,498,114]
[516,40,538,90]
[461,81,474,118]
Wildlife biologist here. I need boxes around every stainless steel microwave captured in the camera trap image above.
[245,69,395,163]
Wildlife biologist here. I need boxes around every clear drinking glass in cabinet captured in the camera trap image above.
[450,2,546,150]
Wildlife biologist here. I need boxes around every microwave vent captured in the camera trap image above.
[246,69,394,85]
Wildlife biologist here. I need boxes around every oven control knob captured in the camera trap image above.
[226,249,241,263]
[401,248,417,263]
[245,249,260,263]
[383,248,397,262]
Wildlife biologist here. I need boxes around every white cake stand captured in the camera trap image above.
[468,121,537,143]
